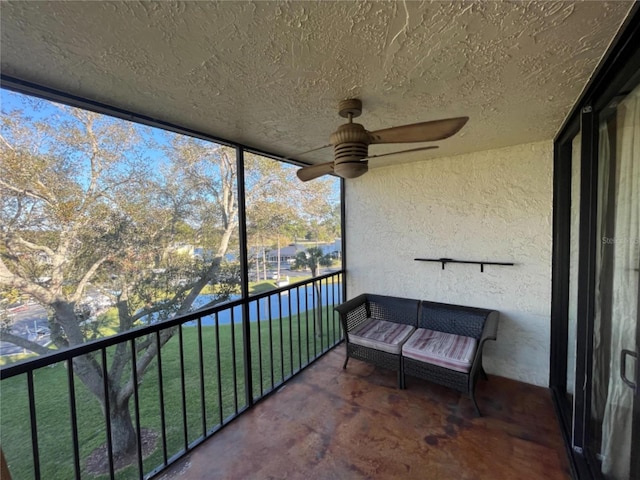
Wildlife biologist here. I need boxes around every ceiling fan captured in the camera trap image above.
[295,99,468,182]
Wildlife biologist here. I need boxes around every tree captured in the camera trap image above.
[293,247,332,335]
[0,95,239,460]
[293,247,332,278]
[247,200,299,279]
[243,153,336,282]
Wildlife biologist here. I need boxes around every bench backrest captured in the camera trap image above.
[367,294,420,326]
[418,301,493,339]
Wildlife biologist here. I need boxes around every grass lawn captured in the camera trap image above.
[0,278,312,367]
[0,306,343,480]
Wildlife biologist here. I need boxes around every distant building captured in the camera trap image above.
[318,239,342,259]
[266,239,342,264]
[266,244,304,264]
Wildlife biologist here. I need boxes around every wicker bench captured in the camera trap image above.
[335,293,499,416]
[335,294,420,389]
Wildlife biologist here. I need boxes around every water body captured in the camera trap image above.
[189,282,342,326]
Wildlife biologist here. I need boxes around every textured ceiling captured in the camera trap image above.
[0,1,634,168]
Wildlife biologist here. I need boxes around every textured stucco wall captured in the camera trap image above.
[345,141,553,386]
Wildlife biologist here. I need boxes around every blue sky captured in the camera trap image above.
[1,88,174,166]
[1,87,340,204]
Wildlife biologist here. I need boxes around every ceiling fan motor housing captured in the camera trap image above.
[331,123,371,159]
[330,122,370,178]
[334,159,368,178]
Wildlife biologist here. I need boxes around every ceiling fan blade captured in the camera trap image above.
[368,117,469,144]
[364,146,438,160]
[296,161,335,182]
[284,144,332,161]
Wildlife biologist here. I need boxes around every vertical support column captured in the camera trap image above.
[573,104,598,452]
[340,177,347,312]
[236,146,253,407]
[550,139,573,390]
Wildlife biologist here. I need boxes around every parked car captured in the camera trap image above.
[267,271,281,280]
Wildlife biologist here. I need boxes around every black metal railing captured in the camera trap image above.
[0,271,344,480]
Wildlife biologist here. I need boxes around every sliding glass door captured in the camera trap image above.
[589,84,639,480]
[551,9,640,479]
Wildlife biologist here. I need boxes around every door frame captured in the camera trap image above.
[550,5,640,479]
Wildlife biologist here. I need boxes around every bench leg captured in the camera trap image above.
[343,343,350,369]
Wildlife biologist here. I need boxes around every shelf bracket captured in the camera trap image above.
[414,258,515,272]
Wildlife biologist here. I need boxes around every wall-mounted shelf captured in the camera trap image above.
[414,257,515,273]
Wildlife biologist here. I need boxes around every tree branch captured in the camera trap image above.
[0,133,16,151]
[5,234,56,258]
[84,115,101,201]
[0,258,55,304]
[110,336,131,389]
[130,299,182,323]
[117,327,176,404]
[135,335,154,353]
[69,256,108,303]
[70,353,106,400]
[0,179,55,207]
[0,331,53,356]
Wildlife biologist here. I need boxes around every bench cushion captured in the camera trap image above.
[349,318,416,355]
[402,328,477,373]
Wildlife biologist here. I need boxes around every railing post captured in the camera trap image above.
[67,359,81,480]
[241,301,253,407]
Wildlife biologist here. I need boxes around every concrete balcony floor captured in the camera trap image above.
[156,348,570,480]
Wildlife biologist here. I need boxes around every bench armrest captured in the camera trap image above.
[480,311,499,343]
[334,294,370,339]
[470,310,499,383]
